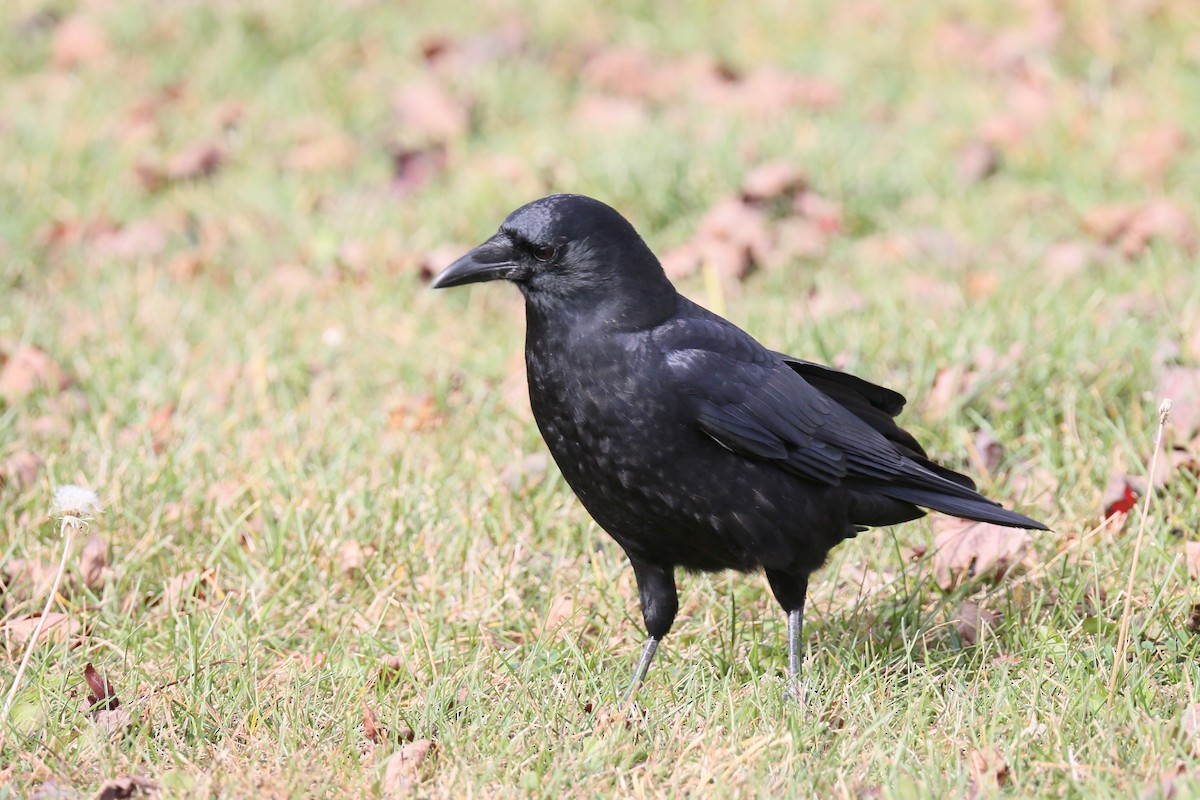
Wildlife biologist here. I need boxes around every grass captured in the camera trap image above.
[3,0,1200,796]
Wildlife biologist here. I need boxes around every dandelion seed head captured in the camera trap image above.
[51,484,102,517]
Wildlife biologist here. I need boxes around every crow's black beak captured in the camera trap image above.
[430,233,518,289]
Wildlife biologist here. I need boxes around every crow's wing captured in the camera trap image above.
[656,315,985,496]
[776,354,976,490]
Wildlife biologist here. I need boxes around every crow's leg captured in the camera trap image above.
[765,569,810,699]
[623,559,677,705]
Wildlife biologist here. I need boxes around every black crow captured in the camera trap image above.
[431,194,1047,700]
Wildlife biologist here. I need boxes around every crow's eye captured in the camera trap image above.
[532,243,557,262]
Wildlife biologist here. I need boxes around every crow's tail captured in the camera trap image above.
[882,485,1049,530]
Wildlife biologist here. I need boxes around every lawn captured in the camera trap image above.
[2,0,1200,796]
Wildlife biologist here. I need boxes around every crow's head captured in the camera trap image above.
[431,194,675,319]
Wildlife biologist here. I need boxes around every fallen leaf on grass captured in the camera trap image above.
[382,739,436,797]
[1141,764,1189,800]
[1,558,60,599]
[543,593,575,634]
[79,535,107,591]
[1181,703,1200,740]
[499,452,549,493]
[1002,464,1058,515]
[1083,200,1198,258]
[387,392,444,431]
[1103,473,1141,519]
[418,20,528,72]
[1117,124,1189,185]
[52,15,110,69]
[1186,543,1200,581]
[1157,367,1200,438]
[417,244,469,282]
[740,160,807,202]
[363,702,384,743]
[570,95,649,132]
[0,450,43,490]
[338,540,376,577]
[1041,240,1109,278]
[138,141,226,190]
[95,776,158,800]
[966,745,1010,795]
[363,702,415,745]
[90,218,168,261]
[957,141,1000,183]
[394,78,471,145]
[390,145,448,195]
[0,345,69,402]
[84,662,119,712]
[378,655,404,683]
[955,601,1000,646]
[82,666,135,738]
[284,132,357,173]
[159,569,222,611]
[3,613,81,645]
[968,431,1005,476]
[932,516,1034,590]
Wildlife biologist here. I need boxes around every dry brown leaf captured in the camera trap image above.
[90,219,168,261]
[741,161,808,202]
[160,569,221,611]
[1186,543,1200,581]
[955,601,1000,646]
[581,47,666,100]
[84,662,119,712]
[394,79,470,145]
[3,612,81,645]
[79,535,108,591]
[706,68,840,116]
[419,20,528,72]
[1,558,60,599]
[1141,764,1188,800]
[932,516,1034,590]
[969,431,1005,475]
[771,218,830,264]
[966,745,1010,794]
[1118,124,1189,184]
[1085,200,1198,257]
[285,133,356,173]
[0,450,43,490]
[338,540,375,577]
[418,244,468,282]
[1181,703,1200,739]
[363,702,384,744]
[1157,367,1200,437]
[1003,465,1058,515]
[499,452,549,493]
[387,392,444,431]
[52,15,110,69]
[570,95,649,132]
[378,655,404,683]
[95,776,158,800]
[168,141,225,181]
[1123,200,1198,256]
[544,594,575,633]
[382,739,436,797]
[957,141,1000,183]
[0,345,69,402]
[390,145,448,195]
[794,191,844,235]
[1041,240,1108,278]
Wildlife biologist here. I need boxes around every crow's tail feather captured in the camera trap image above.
[882,485,1049,531]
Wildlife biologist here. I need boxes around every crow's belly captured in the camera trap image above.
[538,416,850,573]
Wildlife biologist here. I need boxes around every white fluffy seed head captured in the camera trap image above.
[51,484,102,518]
